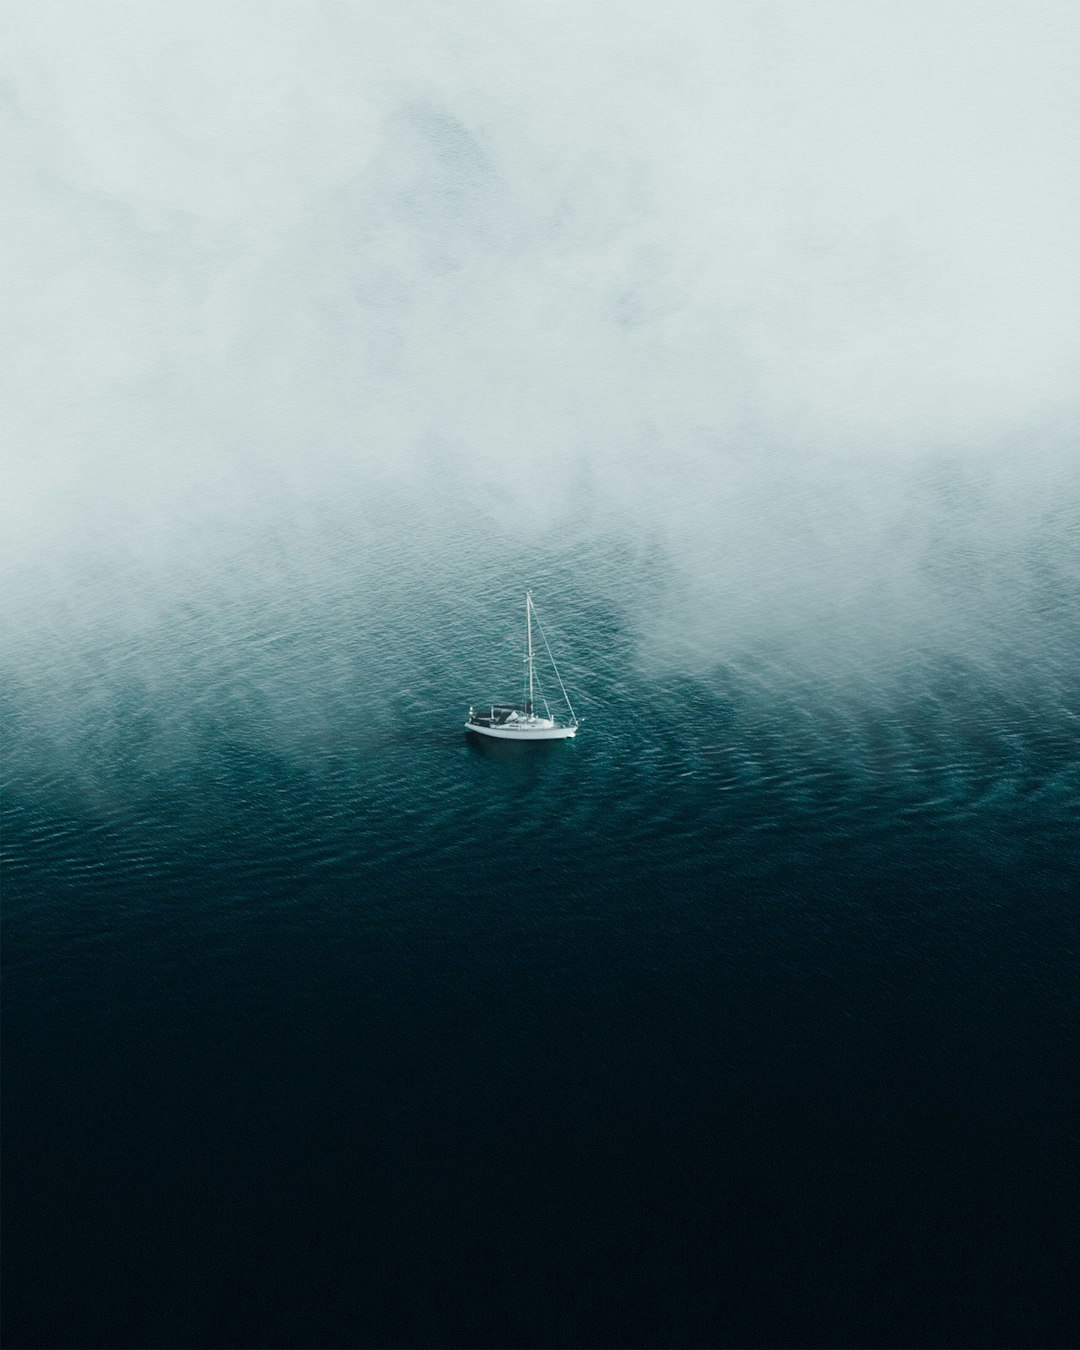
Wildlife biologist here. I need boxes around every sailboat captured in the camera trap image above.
[465,592,579,740]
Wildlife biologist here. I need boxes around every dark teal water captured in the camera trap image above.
[3,512,1079,1347]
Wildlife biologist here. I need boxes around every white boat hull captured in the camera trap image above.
[465,720,577,741]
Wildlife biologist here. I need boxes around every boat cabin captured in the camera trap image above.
[467,702,533,728]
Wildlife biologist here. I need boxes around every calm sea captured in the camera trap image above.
[3,508,1078,1348]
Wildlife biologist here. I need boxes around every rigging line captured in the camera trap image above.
[530,603,577,724]
[524,612,552,717]
[531,661,553,720]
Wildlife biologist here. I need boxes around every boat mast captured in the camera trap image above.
[525,591,535,714]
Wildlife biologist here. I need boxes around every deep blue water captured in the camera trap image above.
[3,522,1079,1348]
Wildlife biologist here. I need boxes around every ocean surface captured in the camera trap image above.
[3,501,1079,1348]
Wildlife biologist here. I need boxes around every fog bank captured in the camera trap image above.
[3,1,1078,710]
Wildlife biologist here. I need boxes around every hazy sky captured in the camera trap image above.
[3,1,1078,675]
